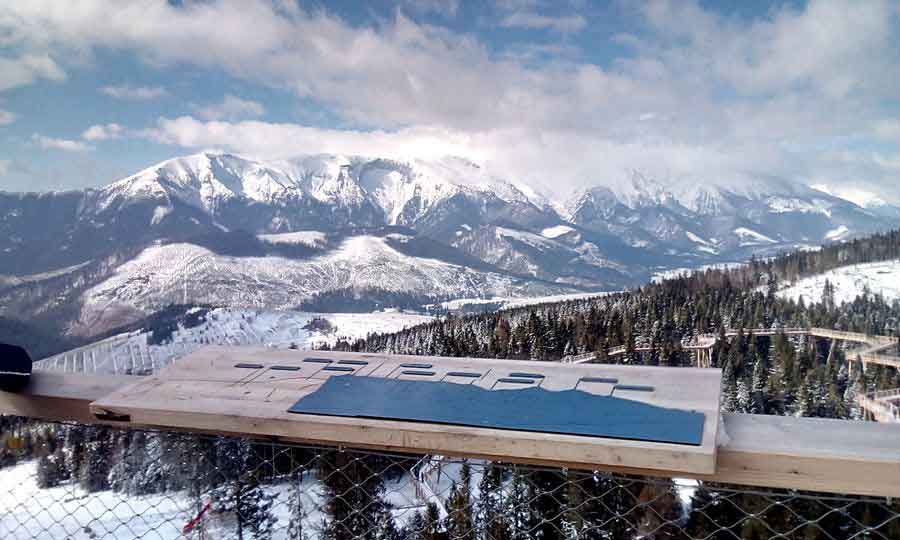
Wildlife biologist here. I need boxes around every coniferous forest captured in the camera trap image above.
[335,229,900,420]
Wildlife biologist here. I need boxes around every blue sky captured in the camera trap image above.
[1,0,898,205]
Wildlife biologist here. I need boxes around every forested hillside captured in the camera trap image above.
[335,229,900,420]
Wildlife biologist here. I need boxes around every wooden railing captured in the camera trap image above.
[2,369,900,498]
[858,389,900,423]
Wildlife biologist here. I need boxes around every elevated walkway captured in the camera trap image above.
[857,388,900,423]
[564,327,899,370]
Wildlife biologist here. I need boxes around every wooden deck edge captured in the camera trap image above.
[1,370,899,497]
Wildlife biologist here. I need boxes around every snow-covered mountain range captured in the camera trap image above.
[2,151,898,335]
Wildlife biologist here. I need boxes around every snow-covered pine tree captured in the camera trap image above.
[475,463,509,540]
[211,438,278,540]
[78,428,112,493]
[444,461,475,540]
[750,353,768,414]
[286,472,306,540]
[721,361,739,412]
[421,502,441,540]
[36,448,67,489]
[505,470,539,540]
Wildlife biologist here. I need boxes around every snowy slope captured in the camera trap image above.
[0,455,463,539]
[777,259,900,305]
[95,152,300,214]
[76,236,570,332]
[258,230,328,248]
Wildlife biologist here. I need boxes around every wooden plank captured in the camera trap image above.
[4,365,900,496]
[90,347,722,475]
[0,371,136,425]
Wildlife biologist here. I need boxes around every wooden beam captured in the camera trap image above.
[0,371,135,425]
[2,370,900,497]
[89,348,724,476]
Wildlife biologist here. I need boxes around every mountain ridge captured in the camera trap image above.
[2,150,898,337]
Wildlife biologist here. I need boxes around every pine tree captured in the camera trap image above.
[721,361,738,412]
[421,503,442,540]
[78,429,112,493]
[506,470,538,540]
[444,461,475,540]
[750,357,768,414]
[211,439,278,540]
[286,472,307,540]
[36,448,67,489]
[319,450,392,540]
[476,463,509,540]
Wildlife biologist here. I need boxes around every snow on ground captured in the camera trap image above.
[732,227,776,246]
[77,236,568,333]
[766,196,832,217]
[0,460,191,540]
[0,458,458,540]
[824,225,849,241]
[0,260,93,288]
[541,225,574,239]
[685,231,713,246]
[651,262,747,283]
[38,308,433,375]
[258,230,328,248]
[495,227,556,249]
[436,291,614,312]
[777,259,900,305]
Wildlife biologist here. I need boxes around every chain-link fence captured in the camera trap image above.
[1,419,898,540]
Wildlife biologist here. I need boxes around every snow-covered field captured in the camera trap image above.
[258,230,328,248]
[39,308,432,375]
[0,458,464,540]
[0,461,190,539]
[777,259,900,305]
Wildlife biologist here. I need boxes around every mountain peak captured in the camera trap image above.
[95,152,300,215]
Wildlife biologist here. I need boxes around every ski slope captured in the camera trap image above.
[777,259,900,305]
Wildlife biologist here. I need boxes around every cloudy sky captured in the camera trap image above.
[0,0,898,204]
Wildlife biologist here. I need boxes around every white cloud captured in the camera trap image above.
[0,109,16,125]
[810,184,887,208]
[499,12,587,33]
[100,85,167,100]
[32,134,92,152]
[635,0,900,99]
[0,53,65,92]
[873,119,900,141]
[81,123,123,141]
[193,95,265,121]
[0,159,9,176]
[140,115,791,197]
[143,116,482,163]
[2,0,900,203]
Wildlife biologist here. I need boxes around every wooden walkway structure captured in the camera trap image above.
[3,348,900,497]
[857,388,900,423]
[565,327,900,370]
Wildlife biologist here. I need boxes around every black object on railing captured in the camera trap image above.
[0,343,32,393]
